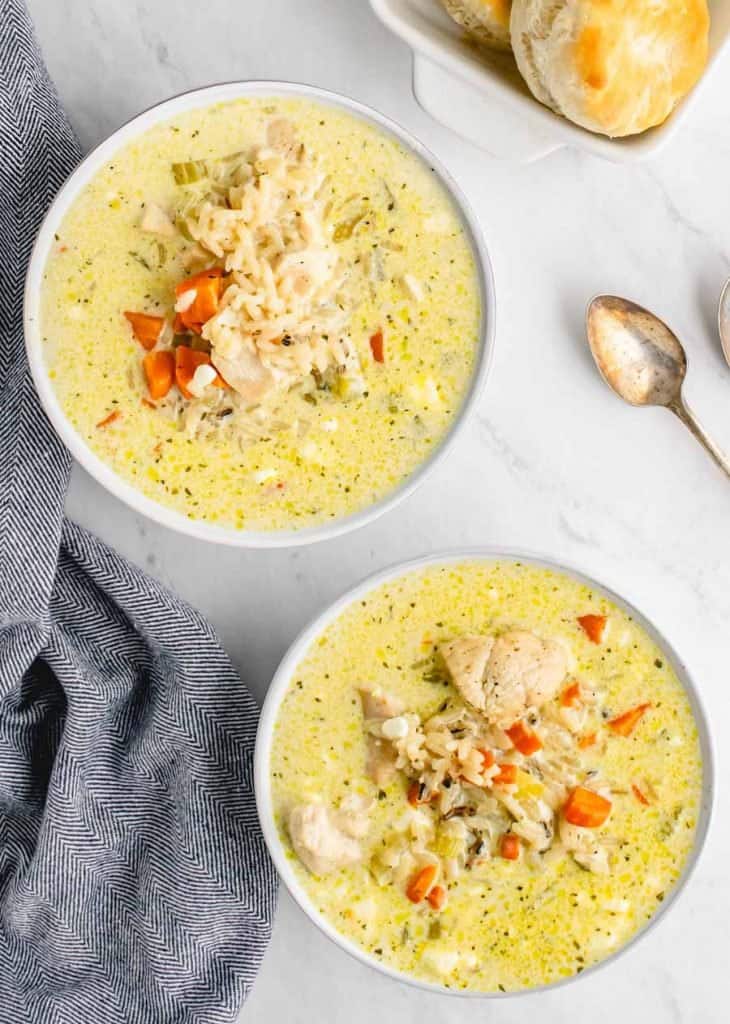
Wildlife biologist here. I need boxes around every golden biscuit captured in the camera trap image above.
[510,0,710,137]
[440,0,513,51]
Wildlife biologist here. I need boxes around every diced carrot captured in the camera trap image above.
[492,763,518,786]
[427,885,446,911]
[124,311,165,350]
[632,783,650,806]
[577,614,607,644]
[174,346,203,398]
[479,748,496,770]
[608,703,651,737]
[578,732,597,749]
[500,834,520,860]
[506,721,542,756]
[406,864,437,904]
[143,350,175,400]
[369,329,385,363]
[561,681,582,707]
[141,397,157,409]
[173,313,188,334]
[563,786,612,828]
[175,266,224,331]
[96,410,121,428]
[174,345,226,399]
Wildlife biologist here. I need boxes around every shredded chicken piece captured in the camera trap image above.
[486,631,568,726]
[288,802,363,875]
[560,817,611,875]
[365,736,398,786]
[439,636,494,712]
[359,686,405,720]
[140,201,175,237]
[359,687,405,785]
[441,630,568,729]
[337,794,373,838]
[573,846,610,874]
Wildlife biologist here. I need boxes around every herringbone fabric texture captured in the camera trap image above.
[0,2,277,1021]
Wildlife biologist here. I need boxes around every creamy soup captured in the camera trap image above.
[270,560,702,992]
[40,97,481,532]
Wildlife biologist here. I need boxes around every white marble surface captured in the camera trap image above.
[26,0,730,1020]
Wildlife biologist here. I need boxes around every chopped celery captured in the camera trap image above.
[433,829,463,860]
[172,151,248,188]
[332,375,351,399]
[174,216,194,241]
[333,373,366,401]
[515,769,544,798]
[171,160,207,185]
[333,212,366,243]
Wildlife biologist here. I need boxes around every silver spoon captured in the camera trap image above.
[718,277,730,368]
[586,294,730,479]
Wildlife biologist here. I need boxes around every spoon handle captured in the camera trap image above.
[669,398,730,479]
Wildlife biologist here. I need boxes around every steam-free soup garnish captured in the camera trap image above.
[270,561,702,992]
[40,97,480,531]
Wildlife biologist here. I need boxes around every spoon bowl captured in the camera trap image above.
[587,295,687,407]
[586,294,730,479]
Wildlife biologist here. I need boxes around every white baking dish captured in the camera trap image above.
[371,0,730,163]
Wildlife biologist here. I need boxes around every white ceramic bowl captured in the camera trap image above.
[24,81,494,548]
[370,0,730,163]
[255,549,714,996]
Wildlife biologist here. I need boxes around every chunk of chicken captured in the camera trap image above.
[337,794,373,839]
[267,117,296,151]
[364,736,397,786]
[140,201,176,237]
[358,687,405,786]
[358,686,404,720]
[559,817,610,875]
[440,630,568,729]
[439,636,494,712]
[488,631,568,718]
[288,803,363,876]
[573,846,610,875]
[211,346,277,403]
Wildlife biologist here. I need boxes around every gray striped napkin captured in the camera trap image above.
[0,2,277,1021]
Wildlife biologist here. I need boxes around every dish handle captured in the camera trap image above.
[412,55,560,164]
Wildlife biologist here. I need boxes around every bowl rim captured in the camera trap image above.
[23,79,495,549]
[254,547,715,997]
